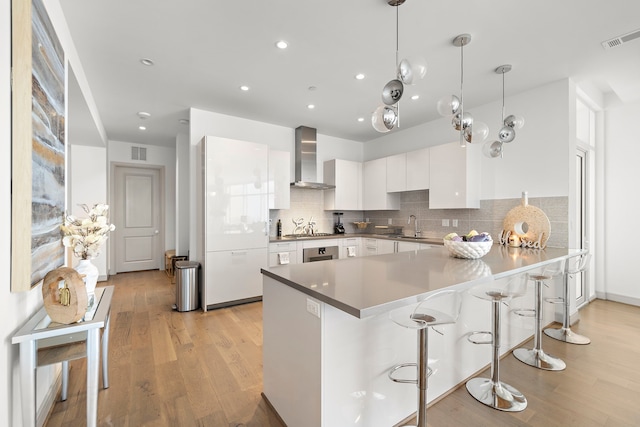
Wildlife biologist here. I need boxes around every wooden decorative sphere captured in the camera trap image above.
[42,267,88,324]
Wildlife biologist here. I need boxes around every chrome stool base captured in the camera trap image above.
[513,347,566,371]
[544,326,591,345]
[466,378,527,412]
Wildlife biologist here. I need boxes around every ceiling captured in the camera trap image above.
[60,0,640,148]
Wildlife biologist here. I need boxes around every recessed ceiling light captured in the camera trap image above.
[275,40,288,49]
[138,125,147,131]
[307,104,315,109]
[357,117,365,122]
[239,85,250,91]
[355,73,366,80]
[140,58,154,66]
[179,119,189,125]
[137,111,151,119]
[411,95,420,100]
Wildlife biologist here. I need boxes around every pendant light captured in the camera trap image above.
[372,0,427,133]
[483,64,525,158]
[437,33,488,147]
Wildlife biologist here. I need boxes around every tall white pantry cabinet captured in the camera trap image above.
[200,136,269,311]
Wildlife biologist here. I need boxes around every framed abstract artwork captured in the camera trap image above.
[11,0,66,292]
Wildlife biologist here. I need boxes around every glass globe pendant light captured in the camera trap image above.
[372,0,427,133]
[483,64,525,158]
[437,34,488,147]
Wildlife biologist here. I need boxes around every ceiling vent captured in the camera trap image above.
[602,28,640,50]
[131,146,147,161]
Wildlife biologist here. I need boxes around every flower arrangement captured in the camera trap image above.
[60,204,116,260]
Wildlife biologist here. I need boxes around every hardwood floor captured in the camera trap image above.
[45,270,640,427]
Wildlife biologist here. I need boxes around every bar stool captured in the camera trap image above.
[466,276,528,412]
[388,289,462,427]
[513,261,566,371]
[544,253,591,344]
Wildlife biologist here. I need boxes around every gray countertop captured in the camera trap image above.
[261,245,583,319]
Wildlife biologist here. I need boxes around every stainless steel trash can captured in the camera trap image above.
[174,261,200,312]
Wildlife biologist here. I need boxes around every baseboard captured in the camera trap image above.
[595,292,640,308]
[38,367,62,427]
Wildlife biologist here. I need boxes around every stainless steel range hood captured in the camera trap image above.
[291,126,335,190]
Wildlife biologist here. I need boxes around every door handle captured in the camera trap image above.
[154,230,159,234]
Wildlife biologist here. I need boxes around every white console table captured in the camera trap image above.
[12,286,114,427]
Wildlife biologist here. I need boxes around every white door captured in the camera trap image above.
[114,166,162,272]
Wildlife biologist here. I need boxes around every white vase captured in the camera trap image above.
[75,258,99,304]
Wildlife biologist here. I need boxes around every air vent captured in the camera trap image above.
[602,28,640,50]
[131,146,147,161]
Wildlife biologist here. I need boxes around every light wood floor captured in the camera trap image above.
[45,270,640,427]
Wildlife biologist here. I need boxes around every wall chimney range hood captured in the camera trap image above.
[291,126,335,190]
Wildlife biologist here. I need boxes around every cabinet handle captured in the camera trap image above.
[231,251,248,256]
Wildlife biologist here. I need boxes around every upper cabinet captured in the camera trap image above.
[268,150,290,209]
[387,148,430,193]
[386,153,406,192]
[406,148,430,191]
[429,142,480,209]
[363,158,400,210]
[324,159,362,210]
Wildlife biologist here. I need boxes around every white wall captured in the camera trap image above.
[108,140,177,264]
[603,100,640,305]
[364,79,572,200]
[1,0,60,424]
[187,108,363,261]
[176,133,190,257]
[69,145,108,279]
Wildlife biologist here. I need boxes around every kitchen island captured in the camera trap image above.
[261,245,583,427]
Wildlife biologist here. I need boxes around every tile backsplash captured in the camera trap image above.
[270,188,568,248]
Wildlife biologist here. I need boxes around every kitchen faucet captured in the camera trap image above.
[408,215,421,237]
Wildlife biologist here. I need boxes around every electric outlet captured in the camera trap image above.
[388,218,392,225]
[452,219,458,227]
[306,298,320,318]
[442,219,449,227]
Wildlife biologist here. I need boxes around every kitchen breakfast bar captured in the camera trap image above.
[260,244,584,427]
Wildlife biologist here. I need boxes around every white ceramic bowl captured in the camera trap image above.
[443,239,493,259]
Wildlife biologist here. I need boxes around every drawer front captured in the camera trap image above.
[269,241,297,253]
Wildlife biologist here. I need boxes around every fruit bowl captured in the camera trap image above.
[443,239,493,259]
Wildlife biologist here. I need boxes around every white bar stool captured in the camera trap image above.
[466,276,528,412]
[513,261,566,371]
[388,289,462,427]
[544,253,591,345]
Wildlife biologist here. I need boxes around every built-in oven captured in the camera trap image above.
[303,246,339,263]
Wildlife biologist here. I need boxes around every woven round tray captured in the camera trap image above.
[443,239,493,259]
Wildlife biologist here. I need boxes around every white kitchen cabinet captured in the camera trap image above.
[376,239,396,255]
[339,237,361,259]
[397,241,420,252]
[363,238,378,256]
[205,248,267,307]
[269,150,290,209]
[324,159,362,210]
[201,136,269,310]
[386,153,406,193]
[406,147,430,191]
[269,241,298,267]
[429,141,480,209]
[363,158,400,210]
[386,148,430,193]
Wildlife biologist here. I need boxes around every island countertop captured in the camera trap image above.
[261,245,584,319]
